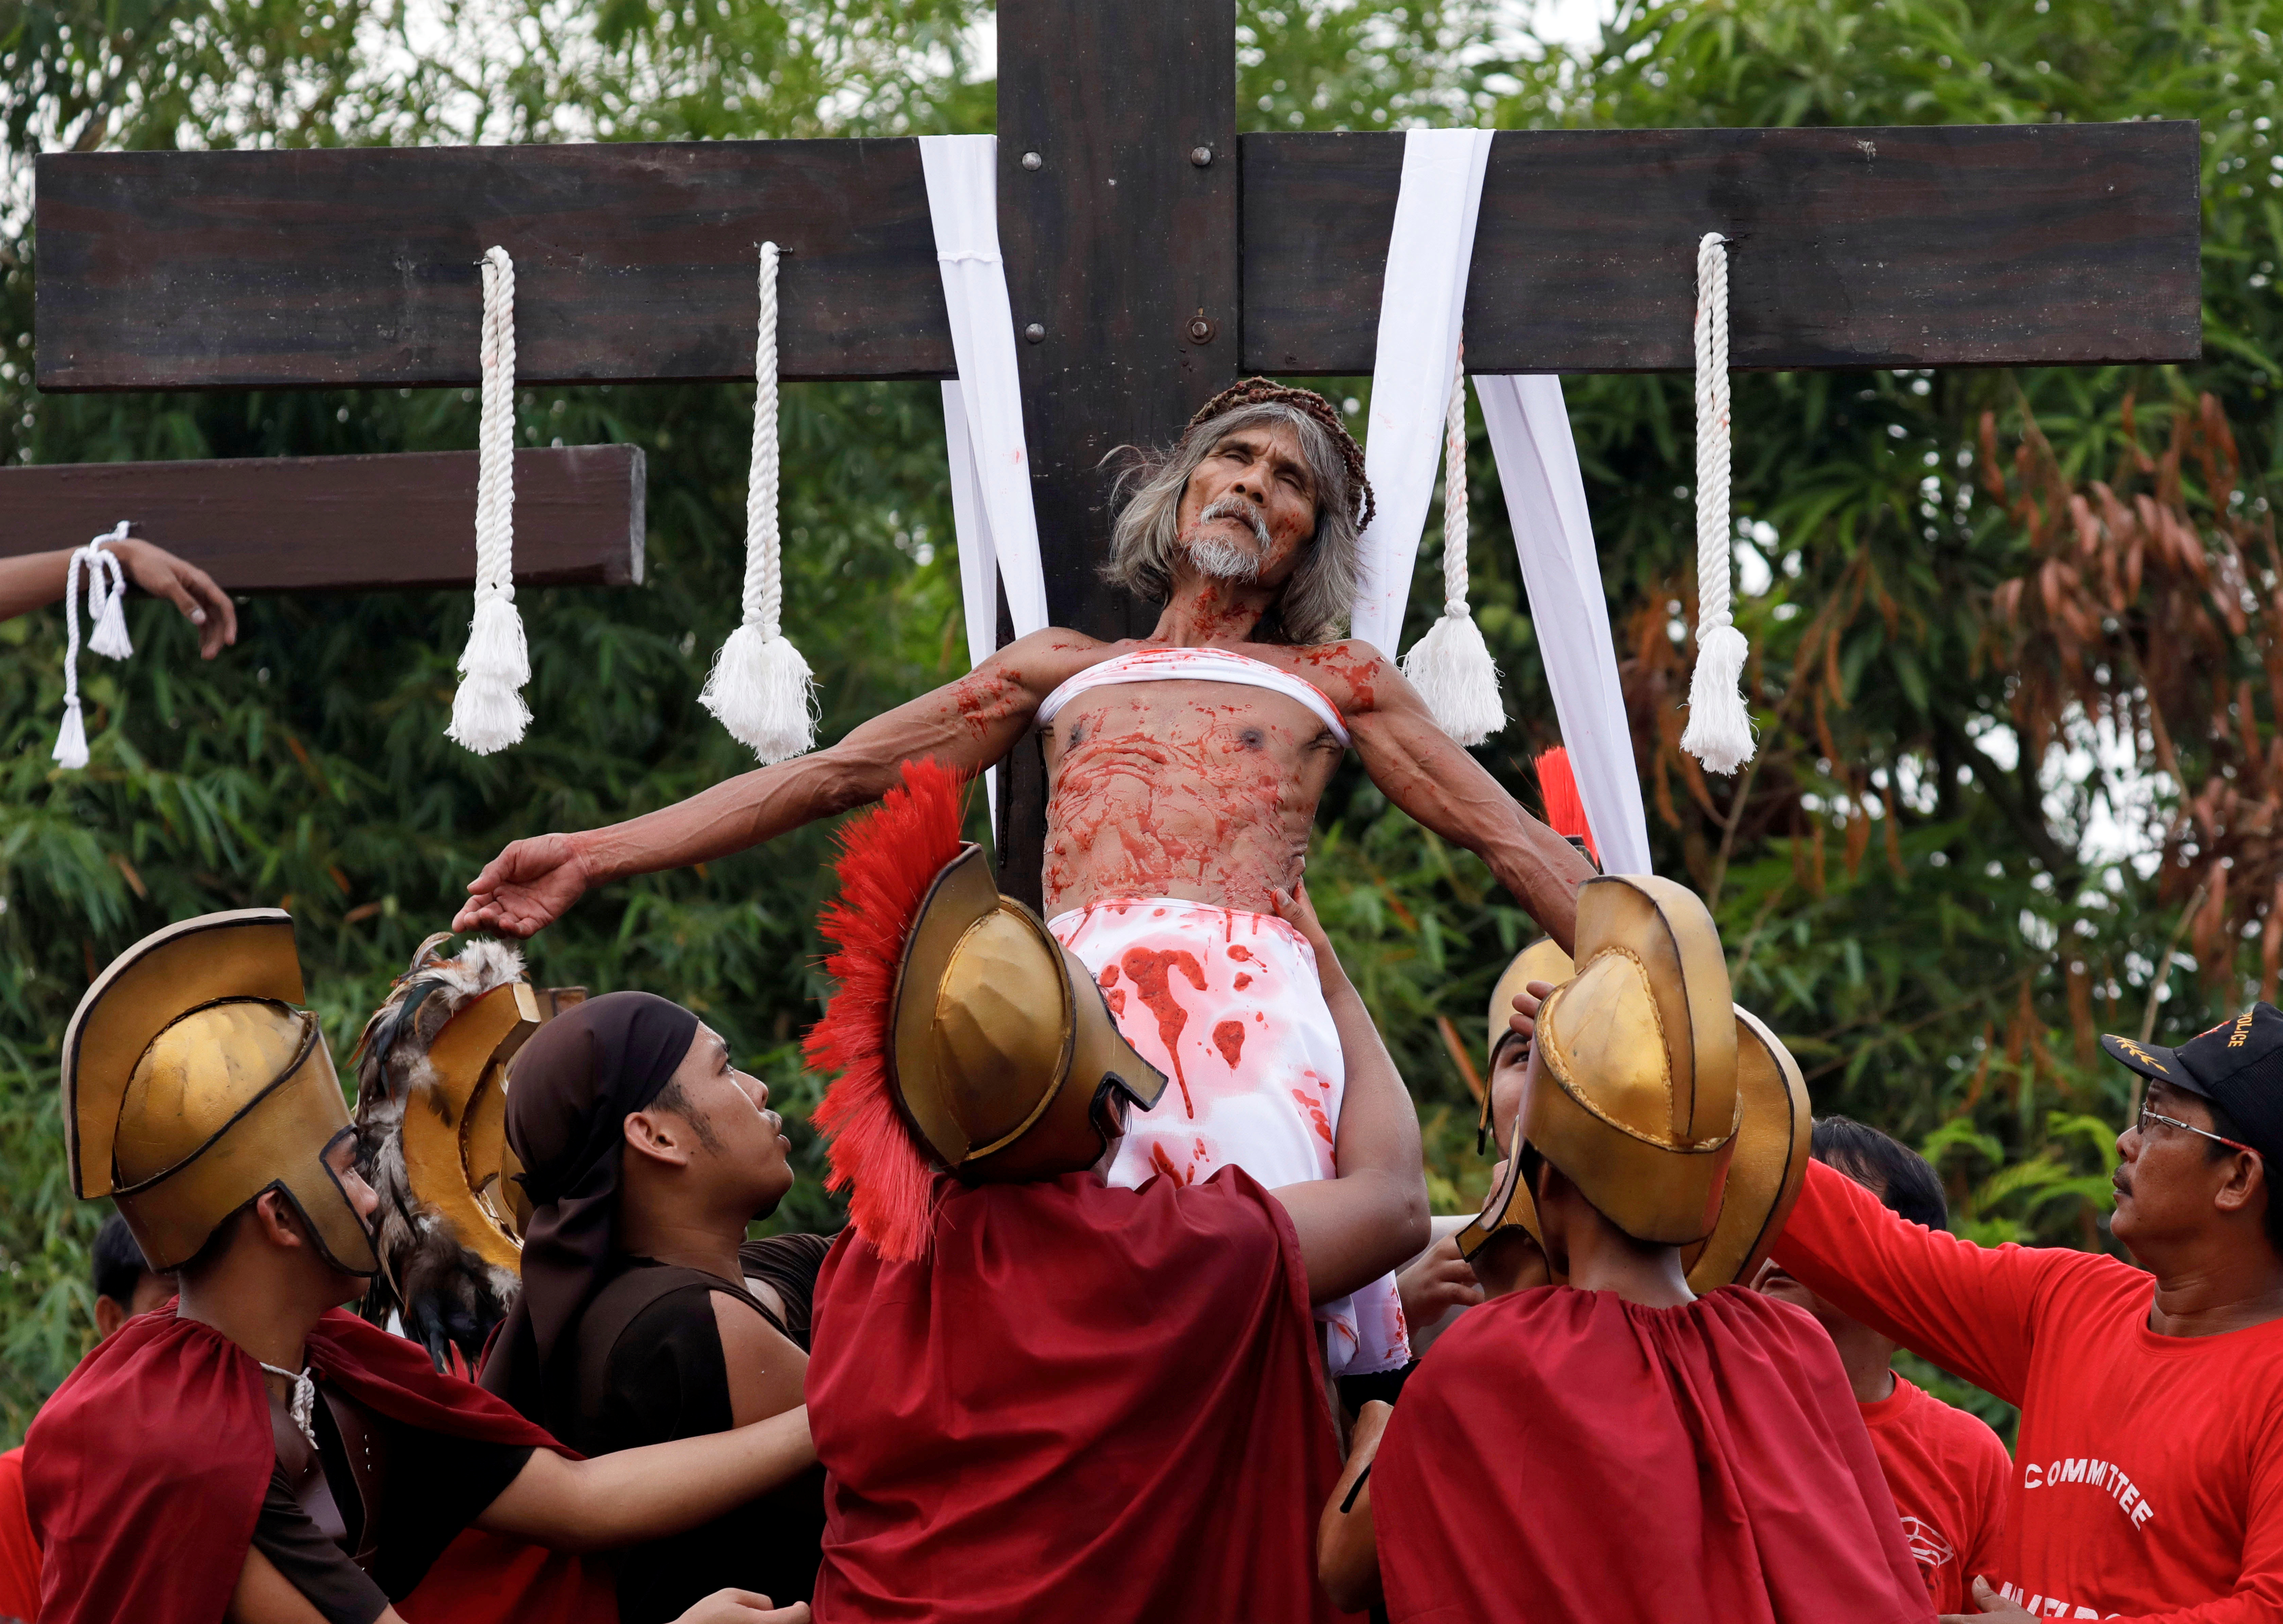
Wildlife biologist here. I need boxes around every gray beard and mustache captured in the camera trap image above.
[1180,497,1272,581]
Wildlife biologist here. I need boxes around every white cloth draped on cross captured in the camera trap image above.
[51,520,136,771]
[921,133,1050,832]
[1352,126,1654,875]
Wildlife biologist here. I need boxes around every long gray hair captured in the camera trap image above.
[1102,402,1360,645]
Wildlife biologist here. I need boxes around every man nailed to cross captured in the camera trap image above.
[455,378,1598,1375]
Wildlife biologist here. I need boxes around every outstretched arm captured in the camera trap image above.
[455,631,1091,936]
[477,1405,813,1551]
[1266,883,1430,1304]
[1344,651,1594,953]
[3,536,238,656]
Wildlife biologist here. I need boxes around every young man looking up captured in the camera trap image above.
[1330,876,1932,1624]
[483,992,830,1621]
[1755,1118,2010,1615]
[25,909,816,1624]
[1772,1008,2283,1622]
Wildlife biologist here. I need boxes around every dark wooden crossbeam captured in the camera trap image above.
[0,445,645,592]
[37,123,2200,392]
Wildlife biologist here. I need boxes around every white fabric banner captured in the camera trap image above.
[1348,127,1493,657]
[940,382,1001,827]
[921,133,1049,832]
[1475,374,1653,877]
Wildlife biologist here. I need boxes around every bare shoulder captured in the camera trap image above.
[1245,638,1413,718]
[980,627,1120,697]
[709,1289,806,1424]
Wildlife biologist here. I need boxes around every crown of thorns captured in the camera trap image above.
[1185,378,1376,532]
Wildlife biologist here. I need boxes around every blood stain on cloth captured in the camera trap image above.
[1292,1088,1333,1144]
[1149,1142,1196,1186]
[1233,973,1253,991]
[1119,947,1208,1115]
[1212,1020,1246,1068]
[1098,963,1127,1017]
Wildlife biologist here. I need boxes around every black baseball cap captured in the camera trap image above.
[2102,1004,2283,1161]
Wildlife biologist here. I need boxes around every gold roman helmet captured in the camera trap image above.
[63,909,377,1275]
[1460,875,1739,1263]
[893,846,1168,1183]
[1679,1006,1811,1290]
[399,981,571,1271]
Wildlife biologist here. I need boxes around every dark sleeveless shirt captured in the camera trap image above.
[555,1233,832,1623]
[249,1381,531,1624]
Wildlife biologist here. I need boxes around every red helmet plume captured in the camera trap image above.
[1534,746,1599,866]
[804,758,968,1261]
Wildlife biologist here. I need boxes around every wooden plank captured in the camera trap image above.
[991,0,1240,908]
[39,122,2200,394]
[36,142,953,391]
[0,445,645,592]
[1242,122,2204,374]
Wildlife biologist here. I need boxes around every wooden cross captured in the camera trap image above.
[0,447,645,592]
[33,0,2200,904]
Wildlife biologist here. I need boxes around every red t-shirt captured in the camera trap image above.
[0,1448,39,1624]
[1861,1373,2010,1614]
[1775,1159,2283,1621]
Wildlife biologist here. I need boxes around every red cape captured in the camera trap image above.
[1373,1286,1934,1624]
[0,1448,39,1623]
[808,1168,1350,1623]
[23,1303,603,1624]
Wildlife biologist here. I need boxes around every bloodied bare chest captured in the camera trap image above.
[1039,679,1343,917]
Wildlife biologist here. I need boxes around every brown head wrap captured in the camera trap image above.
[477,990,701,1418]
[1186,378,1376,532]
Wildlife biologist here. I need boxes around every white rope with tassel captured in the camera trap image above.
[447,246,531,754]
[52,522,135,771]
[1678,231,1754,774]
[701,241,817,761]
[1399,345,1504,746]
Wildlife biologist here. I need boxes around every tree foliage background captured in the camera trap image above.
[3,0,2278,1443]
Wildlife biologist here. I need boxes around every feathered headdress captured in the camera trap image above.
[1535,745,1599,868]
[804,758,968,1261]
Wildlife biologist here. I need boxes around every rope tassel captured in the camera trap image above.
[52,523,135,772]
[701,241,818,762]
[1679,232,1755,775]
[447,246,532,755]
[1400,348,1504,746]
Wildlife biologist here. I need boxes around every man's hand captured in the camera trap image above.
[1398,1231,1485,1329]
[1271,880,1347,985]
[113,536,238,659]
[674,1593,810,1624]
[1938,1576,2033,1622]
[1507,979,1551,1049]
[455,834,594,937]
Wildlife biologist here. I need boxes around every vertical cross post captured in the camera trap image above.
[994,0,1239,907]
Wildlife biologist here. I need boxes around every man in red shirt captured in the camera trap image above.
[1756,1118,2011,1613]
[1772,1005,2283,1621]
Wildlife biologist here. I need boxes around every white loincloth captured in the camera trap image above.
[1049,897,1411,1377]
